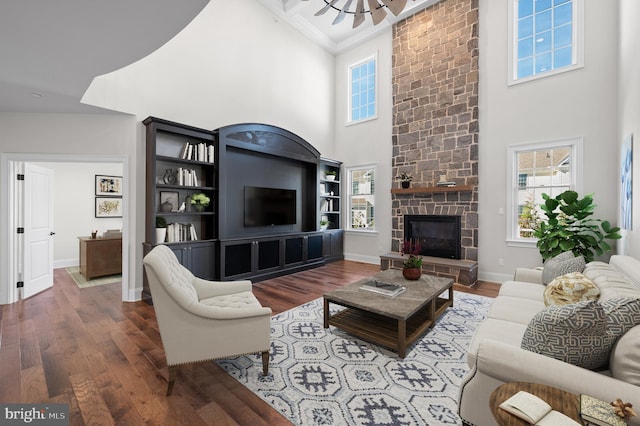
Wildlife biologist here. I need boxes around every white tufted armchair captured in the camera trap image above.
[143,244,272,395]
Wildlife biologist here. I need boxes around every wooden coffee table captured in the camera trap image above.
[323,269,453,358]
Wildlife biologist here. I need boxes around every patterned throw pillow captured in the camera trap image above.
[543,272,600,306]
[521,301,613,370]
[542,251,586,285]
[522,298,640,370]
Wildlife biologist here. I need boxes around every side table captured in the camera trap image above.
[490,382,584,425]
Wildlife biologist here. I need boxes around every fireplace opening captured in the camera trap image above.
[404,215,462,259]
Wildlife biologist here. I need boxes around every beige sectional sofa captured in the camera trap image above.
[458,255,640,426]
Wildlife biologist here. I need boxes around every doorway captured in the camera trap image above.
[1,153,130,305]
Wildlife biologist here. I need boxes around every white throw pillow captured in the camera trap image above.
[542,251,586,285]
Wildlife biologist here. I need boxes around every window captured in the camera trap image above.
[347,165,375,231]
[506,138,583,244]
[348,55,377,123]
[508,0,583,84]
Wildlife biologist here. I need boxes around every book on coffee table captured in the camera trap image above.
[360,280,406,297]
[580,394,626,426]
[499,391,581,425]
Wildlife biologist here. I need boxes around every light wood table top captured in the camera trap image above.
[490,382,584,425]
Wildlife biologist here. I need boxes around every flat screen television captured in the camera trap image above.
[244,186,297,226]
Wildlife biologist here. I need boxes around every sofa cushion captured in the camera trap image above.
[543,272,600,306]
[521,300,613,370]
[610,324,640,386]
[583,261,640,300]
[600,297,640,334]
[542,251,585,285]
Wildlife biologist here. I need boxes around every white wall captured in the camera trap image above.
[32,162,123,267]
[617,0,640,257]
[0,113,137,303]
[334,30,394,264]
[477,0,620,282]
[82,0,336,154]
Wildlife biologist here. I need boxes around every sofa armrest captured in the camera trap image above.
[192,277,253,299]
[513,267,543,284]
[476,339,640,413]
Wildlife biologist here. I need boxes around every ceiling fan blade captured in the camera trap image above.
[367,0,387,25]
[353,0,366,28]
[332,0,354,25]
[315,0,340,16]
[380,0,408,16]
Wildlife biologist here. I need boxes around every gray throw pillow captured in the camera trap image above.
[542,251,586,285]
[522,297,640,370]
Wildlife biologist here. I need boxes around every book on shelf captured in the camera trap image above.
[166,223,199,243]
[181,141,215,163]
[360,280,406,297]
[580,394,626,426]
[499,391,581,426]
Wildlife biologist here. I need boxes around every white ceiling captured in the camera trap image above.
[257,0,442,53]
[0,0,439,114]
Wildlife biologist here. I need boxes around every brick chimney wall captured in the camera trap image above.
[391,0,479,261]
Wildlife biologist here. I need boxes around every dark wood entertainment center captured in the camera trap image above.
[142,117,343,302]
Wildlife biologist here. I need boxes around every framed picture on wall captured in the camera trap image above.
[159,191,179,212]
[95,175,123,196]
[95,197,123,218]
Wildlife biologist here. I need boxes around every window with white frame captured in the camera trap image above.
[348,55,377,123]
[347,165,375,231]
[506,138,582,243]
[508,0,583,84]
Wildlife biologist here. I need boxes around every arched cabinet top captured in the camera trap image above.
[216,123,321,164]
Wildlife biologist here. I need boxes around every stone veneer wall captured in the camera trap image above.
[392,0,479,262]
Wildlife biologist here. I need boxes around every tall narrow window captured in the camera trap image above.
[509,0,583,84]
[348,55,377,123]
[347,165,375,231]
[507,138,582,243]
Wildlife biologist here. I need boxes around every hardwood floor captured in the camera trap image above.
[0,261,499,425]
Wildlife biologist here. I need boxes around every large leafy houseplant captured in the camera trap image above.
[534,190,621,262]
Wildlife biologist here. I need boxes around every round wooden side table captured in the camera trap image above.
[489,382,584,425]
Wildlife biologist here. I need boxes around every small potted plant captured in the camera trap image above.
[398,172,413,189]
[155,216,167,244]
[190,193,210,212]
[324,170,337,181]
[401,240,423,280]
[320,219,330,231]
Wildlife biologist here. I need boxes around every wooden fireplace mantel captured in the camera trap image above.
[391,184,474,195]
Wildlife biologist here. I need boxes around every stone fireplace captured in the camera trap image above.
[383,0,479,285]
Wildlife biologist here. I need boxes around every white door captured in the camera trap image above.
[23,164,54,298]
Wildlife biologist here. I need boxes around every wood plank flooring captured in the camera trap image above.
[0,261,499,425]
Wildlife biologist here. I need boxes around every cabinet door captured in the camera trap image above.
[188,243,216,280]
[307,234,323,261]
[257,239,281,271]
[222,241,253,279]
[285,237,304,265]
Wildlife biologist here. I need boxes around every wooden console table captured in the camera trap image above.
[78,236,122,280]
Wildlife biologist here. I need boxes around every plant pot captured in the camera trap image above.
[155,228,167,244]
[402,267,421,280]
[401,181,410,189]
[192,203,205,212]
[325,174,336,181]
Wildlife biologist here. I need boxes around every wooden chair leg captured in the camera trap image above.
[261,351,269,376]
[167,366,177,396]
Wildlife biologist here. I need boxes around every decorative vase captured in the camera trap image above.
[402,267,421,280]
[155,228,167,244]
[325,174,336,181]
[192,203,205,212]
[401,181,410,189]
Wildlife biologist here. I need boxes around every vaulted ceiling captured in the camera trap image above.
[0,0,440,114]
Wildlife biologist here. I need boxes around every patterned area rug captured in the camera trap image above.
[65,266,121,289]
[217,291,492,426]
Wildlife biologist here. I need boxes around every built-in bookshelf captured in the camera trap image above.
[142,117,217,302]
[319,158,341,230]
